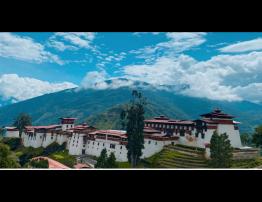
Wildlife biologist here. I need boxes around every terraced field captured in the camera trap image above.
[143,144,208,168]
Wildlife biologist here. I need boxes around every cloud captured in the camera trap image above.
[48,32,96,51]
[0,74,77,102]
[80,71,137,90]
[130,32,207,61]
[219,38,262,53]
[0,32,63,65]
[121,51,262,103]
[133,32,161,36]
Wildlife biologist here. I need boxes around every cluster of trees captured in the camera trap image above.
[0,143,20,168]
[240,125,262,147]
[95,149,118,168]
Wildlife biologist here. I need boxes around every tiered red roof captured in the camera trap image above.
[200,108,235,119]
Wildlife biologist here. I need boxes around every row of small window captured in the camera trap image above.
[146,123,192,130]
[147,140,157,145]
[66,124,73,128]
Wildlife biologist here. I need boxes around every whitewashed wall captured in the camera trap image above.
[5,130,19,138]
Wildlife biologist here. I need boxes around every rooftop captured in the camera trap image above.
[31,157,70,169]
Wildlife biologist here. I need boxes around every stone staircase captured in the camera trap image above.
[151,144,208,168]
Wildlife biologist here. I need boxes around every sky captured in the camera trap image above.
[0,32,262,104]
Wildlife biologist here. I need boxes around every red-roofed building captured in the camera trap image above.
[31,157,70,169]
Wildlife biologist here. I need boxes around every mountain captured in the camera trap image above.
[0,80,261,133]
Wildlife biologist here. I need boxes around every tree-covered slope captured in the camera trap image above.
[0,86,261,133]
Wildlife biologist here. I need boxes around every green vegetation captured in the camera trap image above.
[122,90,146,167]
[49,150,76,168]
[142,144,208,168]
[2,138,21,150]
[209,131,233,168]
[29,159,49,168]
[0,143,20,168]
[95,149,118,168]
[241,133,252,146]
[43,142,66,156]
[13,113,32,137]
[252,125,262,147]
[0,86,261,133]
[231,158,262,168]
[17,147,44,166]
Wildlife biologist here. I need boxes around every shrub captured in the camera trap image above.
[2,138,21,150]
[19,147,44,166]
[30,159,49,168]
[43,142,66,156]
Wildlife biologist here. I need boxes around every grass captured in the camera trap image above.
[231,158,262,168]
[49,150,76,168]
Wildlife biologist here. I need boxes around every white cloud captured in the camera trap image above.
[0,32,63,65]
[219,38,262,53]
[48,32,96,51]
[233,83,262,104]
[130,32,207,61]
[121,51,262,103]
[80,71,137,90]
[0,74,77,102]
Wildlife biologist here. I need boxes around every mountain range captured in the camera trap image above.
[0,79,261,133]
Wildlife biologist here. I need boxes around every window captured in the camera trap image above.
[201,133,205,139]
[120,146,122,149]
[103,143,105,147]
[195,132,199,138]
[180,130,185,137]
[155,142,157,145]
[98,143,100,146]
[171,142,174,146]
[93,142,95,145]
[110,144,115,149]
[148,141,151,144]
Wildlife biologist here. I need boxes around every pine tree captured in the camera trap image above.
[121,90,146,167]
[95,148,108,168]
[209,131,233,168]
[107,152,118,168]
[13,113,32,138]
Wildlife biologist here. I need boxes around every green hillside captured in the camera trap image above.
[0,86,261,133]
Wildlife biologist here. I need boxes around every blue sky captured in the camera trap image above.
[0,32,262,104]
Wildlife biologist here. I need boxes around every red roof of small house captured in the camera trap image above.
[31,157,70,169]
[74,163,91,169]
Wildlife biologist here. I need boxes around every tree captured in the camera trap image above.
[95,149,108,168]
[0,143,20,168]
[241,133,251,146]
[13,113,32,137]
[209,131,233,168]
[107,152,118,168]
[252,125,262,147]
[30,159,49,168]
[121,90,146,167]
